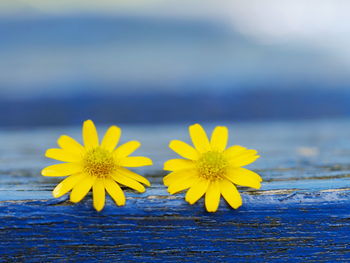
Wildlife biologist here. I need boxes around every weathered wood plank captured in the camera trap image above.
[1,120,350,261]
[0,189,350,262]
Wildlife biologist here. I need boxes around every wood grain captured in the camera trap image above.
[1,121,350,262]
[1,188,350,262]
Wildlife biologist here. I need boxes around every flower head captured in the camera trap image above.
[163,124,262,212]
[42,120,152,211]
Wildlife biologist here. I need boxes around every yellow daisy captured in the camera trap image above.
[163,124,262,212]
[42,120,152,211]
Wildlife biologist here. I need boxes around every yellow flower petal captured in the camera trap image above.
[185,178,209,205]
[205,181,221,212]
[210,126,228,152]
[225,167,261,189]
[93,179,105,212]
[117,167,150,186]
[169,140,199,160]
[224,145,247,159]
[167,174,197,194]
[57,135,84,155]
[163,169,196,187]
[220,179,242,209]
[189,123,211,153]
[41,163,82,177]
[45,148,82,162]
[104,178,126,206]
[233,167,262,182]
[114,141,141,159]
[111,172,145,193]
[53,173,85,198]
[163,159,195,171]
[118,156,152,167]
[101,125,121,152]
[83,120,99,149]
[229,151,260,167]
[70,175,95,203]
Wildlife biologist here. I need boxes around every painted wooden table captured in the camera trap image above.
[1,120,350,262]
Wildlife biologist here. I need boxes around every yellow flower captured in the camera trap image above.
[163,124,262,212]
[42,120,152,211]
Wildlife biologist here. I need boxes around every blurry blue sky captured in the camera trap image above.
[1,0,350,99]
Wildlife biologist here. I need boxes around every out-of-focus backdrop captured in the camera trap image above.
[1,0,350,127]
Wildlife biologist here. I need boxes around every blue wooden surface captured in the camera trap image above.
[1,190,350,262]
[1,120,350,262]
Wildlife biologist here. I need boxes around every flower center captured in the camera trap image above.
[197,151,228,180]
[83,147,115,178]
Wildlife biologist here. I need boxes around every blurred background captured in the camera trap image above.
[1,0,350,127]
[1,0,350,204]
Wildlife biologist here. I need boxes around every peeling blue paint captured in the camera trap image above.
[0,191,350,262]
